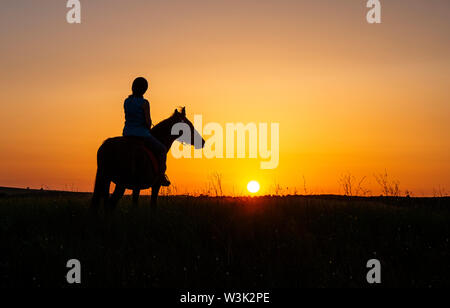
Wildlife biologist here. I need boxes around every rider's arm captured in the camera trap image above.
[143,100,152,129]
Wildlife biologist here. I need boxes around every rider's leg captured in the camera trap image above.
[143,134,170,186]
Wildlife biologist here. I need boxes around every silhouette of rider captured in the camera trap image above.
[122,77,170,186]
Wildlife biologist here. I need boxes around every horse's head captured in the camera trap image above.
[172,107,205,149]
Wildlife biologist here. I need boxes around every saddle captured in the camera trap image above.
[123,136,159,174]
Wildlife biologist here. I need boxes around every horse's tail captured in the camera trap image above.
[91,169,105,208]
[91,144,109,209]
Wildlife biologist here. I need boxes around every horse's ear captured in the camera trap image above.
[174,108,179,115]
[181,106,186,116]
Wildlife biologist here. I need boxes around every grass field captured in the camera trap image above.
[1,188,449,288]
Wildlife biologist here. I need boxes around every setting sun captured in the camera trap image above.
[247,181,260,194]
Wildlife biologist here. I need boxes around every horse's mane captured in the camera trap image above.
[151,110,178,134]
[151,107,186,133]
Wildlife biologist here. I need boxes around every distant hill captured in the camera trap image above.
[0,186,448,208]
[0,186,91,198]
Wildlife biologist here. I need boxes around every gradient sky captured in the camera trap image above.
[0,0,449,196]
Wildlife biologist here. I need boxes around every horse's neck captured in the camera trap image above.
[151,119,180,152]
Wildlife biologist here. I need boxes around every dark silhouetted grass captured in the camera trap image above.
[1,194,449,287]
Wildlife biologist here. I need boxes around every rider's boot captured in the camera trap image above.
[160,174,171,187]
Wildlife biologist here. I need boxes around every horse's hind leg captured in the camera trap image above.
[102,180,111,208]
[108,184,125,210]
[132,189,140,206]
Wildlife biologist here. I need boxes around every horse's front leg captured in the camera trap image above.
[132,189,140,206]
[151,185,161,208]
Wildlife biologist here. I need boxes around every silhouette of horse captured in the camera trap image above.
[92,107,204,210]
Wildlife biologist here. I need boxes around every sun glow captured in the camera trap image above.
[247,181,260,194]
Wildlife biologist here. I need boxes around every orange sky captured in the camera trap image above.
[0,0,449,196]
